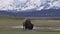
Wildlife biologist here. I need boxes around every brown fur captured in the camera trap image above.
[23,19,34,30]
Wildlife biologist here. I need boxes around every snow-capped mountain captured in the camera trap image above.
[0,0,60,11]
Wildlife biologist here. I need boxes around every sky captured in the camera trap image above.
[0,0,60,11]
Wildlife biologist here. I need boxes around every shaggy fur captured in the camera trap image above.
[23,19,34,30]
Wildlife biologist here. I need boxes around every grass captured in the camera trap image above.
[0,17,60,34]
[0,28,60,34]
[32,20,60,27]
[0,17,60,27]
[0,17,23,26]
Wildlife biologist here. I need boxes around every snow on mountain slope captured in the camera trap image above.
[0,0,60,11]
[37,0,60,10]
[0,0,13,10]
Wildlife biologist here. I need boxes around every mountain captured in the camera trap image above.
[0,0,60,11]
[0,9,60,17]
[0,0,60,17]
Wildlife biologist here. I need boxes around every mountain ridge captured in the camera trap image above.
[0,0,60,11]
[0,9,60,17]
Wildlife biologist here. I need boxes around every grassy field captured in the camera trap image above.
[0,28,60,34]
[0,17,60,27]
[0,17,60,34]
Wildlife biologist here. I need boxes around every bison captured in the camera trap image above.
[23,19,34,30]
